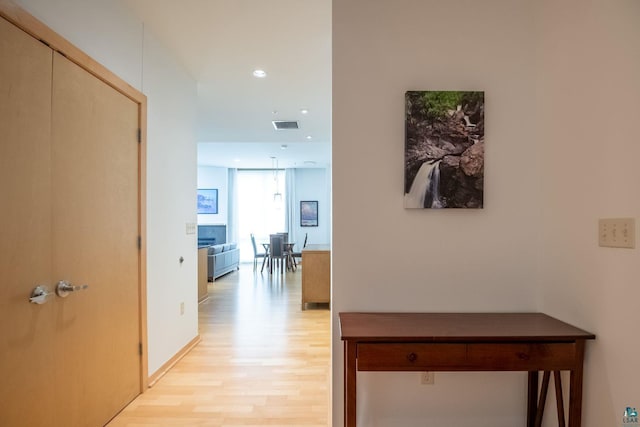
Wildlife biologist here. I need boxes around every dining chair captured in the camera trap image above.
[250,233,268,272]
[277,232,288,245]
[277,232,294,270]
[269,234,285,274]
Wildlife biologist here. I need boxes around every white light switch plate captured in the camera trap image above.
[599,218,635,248]
[186,222,196,235]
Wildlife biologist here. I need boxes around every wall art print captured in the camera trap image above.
[300,200,318,227]
[404,91,484,209]
[197,188,218,214]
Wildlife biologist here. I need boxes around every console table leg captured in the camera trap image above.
[553,371,566,427]
[568,340,586,427]
[534,371,551,427]
[527,371,539,427]
[344,341,357,427]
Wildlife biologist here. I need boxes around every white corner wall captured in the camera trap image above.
[143,28,198,376]
[332,1,540,426]
[15,0,200,378]
[536,0,640,425]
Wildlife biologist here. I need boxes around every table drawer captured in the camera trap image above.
[357,343,467,371]
[466,343,577,370]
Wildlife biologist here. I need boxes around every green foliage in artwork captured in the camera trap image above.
[410,91,484,121]
[421,91,464,119]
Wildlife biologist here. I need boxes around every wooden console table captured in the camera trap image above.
[339,312,595,427]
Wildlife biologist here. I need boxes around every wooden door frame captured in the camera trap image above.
[0,0,149,391]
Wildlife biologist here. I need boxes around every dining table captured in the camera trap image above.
[261,241,297,272]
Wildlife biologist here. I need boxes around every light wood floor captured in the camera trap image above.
[108,264,331,426]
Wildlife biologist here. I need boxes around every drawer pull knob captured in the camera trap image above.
[517,352,530,360]
[406,352,417,363]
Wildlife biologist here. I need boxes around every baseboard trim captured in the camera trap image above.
[147,335,201,388]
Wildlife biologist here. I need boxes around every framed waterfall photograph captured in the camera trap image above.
[197,188,218,214]
[300,201,318,227]
[404,91,485,209]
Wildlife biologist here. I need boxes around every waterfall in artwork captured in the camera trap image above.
[404,160,443,208]
[425,160,442,208]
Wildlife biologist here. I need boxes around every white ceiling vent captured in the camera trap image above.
[272,120,299,130]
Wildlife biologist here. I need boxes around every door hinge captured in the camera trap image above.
[137,128,141,143]
[139,343,143,355]
[137,236,141,250]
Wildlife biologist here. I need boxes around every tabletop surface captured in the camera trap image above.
[339,312,595,343]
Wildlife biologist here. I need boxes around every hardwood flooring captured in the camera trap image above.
[108,264,331,426]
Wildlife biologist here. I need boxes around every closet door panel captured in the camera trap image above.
[0,16,56,427]
[51,52,141,426]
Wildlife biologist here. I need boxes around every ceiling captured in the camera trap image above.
[122,0,332,169]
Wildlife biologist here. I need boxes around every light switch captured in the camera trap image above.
[186,222,196,235]
[599,218,635,248]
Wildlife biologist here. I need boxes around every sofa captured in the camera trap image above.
[207,243,240,281]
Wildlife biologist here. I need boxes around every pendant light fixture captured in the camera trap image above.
[271,156,282,202]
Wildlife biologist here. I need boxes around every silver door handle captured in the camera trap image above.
[56,280,89,298]
[29,285,53,304]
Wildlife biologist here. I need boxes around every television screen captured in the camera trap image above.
[198,225,226,246]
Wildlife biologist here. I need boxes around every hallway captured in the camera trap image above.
[109,265,331,426]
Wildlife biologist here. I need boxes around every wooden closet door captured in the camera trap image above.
[0,16,56,427]
[1,11,143,426]
[51,52,141,426]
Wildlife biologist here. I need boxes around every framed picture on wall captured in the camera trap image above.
[300,201,318,227]
[404,90,485,209]
[197,189,218,214]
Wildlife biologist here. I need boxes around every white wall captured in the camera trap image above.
[197,166,228,225]
[15,0,200,377]
[14,0,143,89]
[293,168,331,247]
[332,1,540,426]
[143,28,198,376]
[536,1,640,425]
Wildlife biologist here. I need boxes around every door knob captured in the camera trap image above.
[56,280,89,298]
[29,285,53,304]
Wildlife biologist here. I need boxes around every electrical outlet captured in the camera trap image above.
[180,302,185,315]
[599,218,635,248]
[420,372,434,385]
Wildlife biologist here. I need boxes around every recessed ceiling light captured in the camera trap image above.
[234,158,241,162]
[280,144,288,150]
[300,109,309,114]
[252,69,267,78]
[303,160,317,165]
[306,135,312,140]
